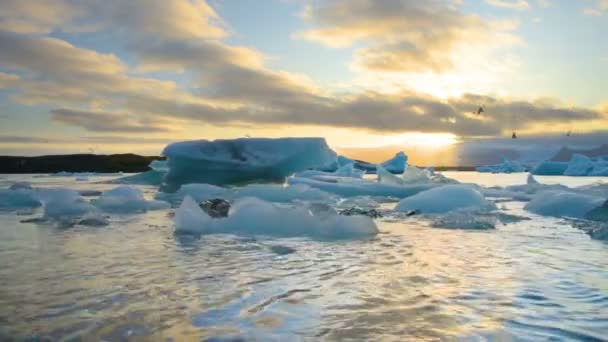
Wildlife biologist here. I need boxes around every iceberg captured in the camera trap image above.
[0,188,41,208]
[532,160,569,176]
[162,138,337,189]
[563,154,595,176]
[174,196,378,239]
[39,188,97,220]
[476,158,527,173]
[352,152,408,174]
[532,153,608,176]
[93,186,169,213]
[395,184,495,214]
[524,190,604,218]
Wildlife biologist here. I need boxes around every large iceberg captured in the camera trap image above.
[476,158,527,173]
[174,196,378,239]
[395,184,495,214]
[162,138,337,189]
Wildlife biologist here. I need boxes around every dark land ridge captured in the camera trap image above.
[0,154,475,174]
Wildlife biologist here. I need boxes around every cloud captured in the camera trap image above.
[485,0,530,10]
[0,72,19,88]
[297,0,519,74]
[0,0,225,39]
[50,108,173,133]
[584,0,608,15]
[0,0,604,141]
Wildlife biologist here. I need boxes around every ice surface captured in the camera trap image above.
[162,138,337,188]
[296,162,364,179]
[533,153,608,176]
[233,184,336,203]
[288,176,435,198]
[156,183,230,205]
[524,190,604,218]
[563,154,595,176]
[0,188,41,208]
[352,152,408,174]
[39,188,97,220]
[93,186,169,213]
[174,196,378,239]
[395,185,495,214]
[532,160,569,176]
[476,158,527,173]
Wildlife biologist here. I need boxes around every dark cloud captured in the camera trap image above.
[50,108,172,133]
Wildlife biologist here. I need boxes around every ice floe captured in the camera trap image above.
[524,190,604,218]
[174,196,378,239]
[395,184,495,214]
[93,186,169,213]
[288,176,435,198]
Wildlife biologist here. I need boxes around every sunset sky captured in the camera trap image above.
[0,0,607,164]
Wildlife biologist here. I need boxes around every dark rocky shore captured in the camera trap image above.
[0,154,163,174]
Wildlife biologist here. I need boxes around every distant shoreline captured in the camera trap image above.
[0,154,477,174]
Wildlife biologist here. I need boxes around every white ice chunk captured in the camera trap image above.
[174,196,213,234]
[234,184,335,203]
[93,186,170,213]
[39,188,96,220]
[524,190,604,218]
[395,184,495,214]
[376,165,405,185]
[173,196,378,239]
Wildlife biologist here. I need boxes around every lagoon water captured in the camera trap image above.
[1,173,607,341]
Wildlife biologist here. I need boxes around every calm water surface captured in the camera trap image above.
[0,173,607,341]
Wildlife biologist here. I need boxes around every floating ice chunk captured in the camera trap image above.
[174,196,213,234]
[431,209,497,229]
[162,138,337,188]
[149,159,169,172]
[524,190,604,218]
[333,163,365,178]
[376,165,405,185]
[401,165,432,184]
[588,161,608,176]
[563,154,594,176]
[156,183,231,205]
[0,189,41,208]
[532,160,569,176]
[174,196,378,239]
[78,212,109,226]
[395,184,494,214]
[39,188,96,220]
[93,186,169,213]
[476,158,527,173]
[353,152,408,174]
[380,152,407,173]
[9,182,32,191]
[234,184,335,203]
[288,176,435,198]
